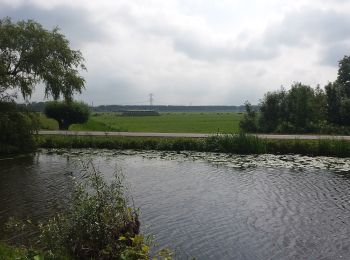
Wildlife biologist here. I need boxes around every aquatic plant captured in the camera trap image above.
[37,134,350,157]
[205,132,267,154]
[4,160,154,259]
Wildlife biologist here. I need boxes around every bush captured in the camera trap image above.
[44,161,148,259]
[5,160,153,259]
[0,242,44,259]
[205,133,267,154]
[0,102,38,155]
[239,102,258,133]
[256,83,327,133]
[44,101,90,130]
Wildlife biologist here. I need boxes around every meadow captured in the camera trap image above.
[40,112,243,133]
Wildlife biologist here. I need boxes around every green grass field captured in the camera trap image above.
[38,113,58,130]
[41,112,243,133]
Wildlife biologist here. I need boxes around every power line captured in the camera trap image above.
[149,93,154,107]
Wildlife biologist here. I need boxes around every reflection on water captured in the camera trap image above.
[1,149,350,259]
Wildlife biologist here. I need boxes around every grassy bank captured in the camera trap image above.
[37,134,350,157]
[0,242,45,259]
[39,112,243,133]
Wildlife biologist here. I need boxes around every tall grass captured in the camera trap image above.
[0,242,44,259]
[266,138,350,157]
[37,135,205,152]
[37,133,350,157]
[206,133,267,154]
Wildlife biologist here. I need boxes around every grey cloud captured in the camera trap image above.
[81,72,148,106]
[172,8,350,64]
[172,36,277,61]
[156,27,279,62]
[111,6,279,62]
[0,4,108,47]
[319,41,350,66]
[263,8,350,66]
[264,9,350,47]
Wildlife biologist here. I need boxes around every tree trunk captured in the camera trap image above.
[58,120,69,130]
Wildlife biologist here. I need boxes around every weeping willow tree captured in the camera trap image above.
[0,17,86,101]
[0,17,86,154]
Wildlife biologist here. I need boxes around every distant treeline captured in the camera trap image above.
[93,105,248,112]
[21,103,250,113]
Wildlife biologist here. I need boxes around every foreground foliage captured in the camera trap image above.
[0,242,46,260]
[2,160,173,259]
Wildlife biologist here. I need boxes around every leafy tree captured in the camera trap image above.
[0,18,86,154]
[258,89,286,132]
[256,83,327,133]
[241,55,350,133]
[325,56,350,126]
[325,82,342,125]
[0,102,38,155]
[0,17,86,101]
[340,99,350,126]
[239,101,258,132]
[286,83,319,131]
[337,55,350,98]
[44,101,90,130]
[313,84,327,122]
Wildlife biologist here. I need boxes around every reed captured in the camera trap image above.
[37,133,350,157]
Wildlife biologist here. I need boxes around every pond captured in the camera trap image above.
[1,149,350,259]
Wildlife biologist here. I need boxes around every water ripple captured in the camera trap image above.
[1,149,350,259]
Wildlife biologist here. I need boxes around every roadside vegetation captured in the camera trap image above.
[241,55,350,134]
[38,133,350,157]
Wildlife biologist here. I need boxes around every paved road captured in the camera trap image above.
[38,130,350,140]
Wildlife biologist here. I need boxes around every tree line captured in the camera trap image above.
[240,56,350,134]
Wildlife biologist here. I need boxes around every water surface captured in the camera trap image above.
[1,149,350,259]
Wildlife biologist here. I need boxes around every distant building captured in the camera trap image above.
[121,110,160,116]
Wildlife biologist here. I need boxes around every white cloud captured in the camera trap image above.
[1,0,348,105]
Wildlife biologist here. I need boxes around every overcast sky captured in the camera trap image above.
[1,0,350,105]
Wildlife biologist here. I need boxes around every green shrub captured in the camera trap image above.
[37,134,350,157]
[205,133,267,154]
[0,242,46,260]
[0,102,38,155]
[239,102,258,133]
[44,101,90,130]
[45,161,146,258]
[5,160,152,259]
